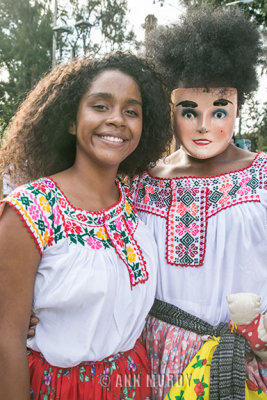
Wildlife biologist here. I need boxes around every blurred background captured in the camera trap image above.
[0,0,266,197]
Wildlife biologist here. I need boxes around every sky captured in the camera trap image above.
[125,0,266,108]
[126,0,184,41]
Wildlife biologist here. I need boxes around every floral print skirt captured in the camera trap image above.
[28,339,152,400]
[143,316,267,400]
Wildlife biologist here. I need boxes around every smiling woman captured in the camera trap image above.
[0,52,172,400]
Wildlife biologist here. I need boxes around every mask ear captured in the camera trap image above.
[69,122,76,135]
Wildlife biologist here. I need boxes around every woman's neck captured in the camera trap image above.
[50,161,120,212]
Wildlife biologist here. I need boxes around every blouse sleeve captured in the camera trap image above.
[0,180,53,255]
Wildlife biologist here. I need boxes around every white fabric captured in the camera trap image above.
[27,220,157,367]
[137,178,267,327]
[0,177,157,368]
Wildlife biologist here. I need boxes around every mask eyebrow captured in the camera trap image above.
[175,100,198,108]
[213,98,233,106]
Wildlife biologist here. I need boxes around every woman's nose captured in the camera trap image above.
[106,108,125,127]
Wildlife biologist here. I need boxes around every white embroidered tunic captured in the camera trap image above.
[131,152,267,326]
[0,177,157,367]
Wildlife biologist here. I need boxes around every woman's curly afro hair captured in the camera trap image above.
[0,51,172,186]
[146,6,262,106]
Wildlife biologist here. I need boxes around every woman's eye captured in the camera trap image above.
[92,104,107,111]
[213,109,227,119]
[125,109,139,117]
[182,109,197,119]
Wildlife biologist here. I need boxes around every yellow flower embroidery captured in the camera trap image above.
[43,230,50,246]
[39,196,51,213]
[125,201,132,216]
[126,245,136,263]
[96,227,108,240]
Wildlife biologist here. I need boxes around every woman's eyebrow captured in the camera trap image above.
[88,92,112,99]
[213,98,233,106]
[175,100,198,108]
[87,93,142,106]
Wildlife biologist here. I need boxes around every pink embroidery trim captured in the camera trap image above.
[105,215,149,289]
[166,186,208,267]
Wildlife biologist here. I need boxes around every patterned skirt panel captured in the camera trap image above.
[28,339,152,400]
[143,316,267,400]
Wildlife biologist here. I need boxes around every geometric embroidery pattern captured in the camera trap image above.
[0,177,149,289]
[131,152,267,267]
[167,186,208,266]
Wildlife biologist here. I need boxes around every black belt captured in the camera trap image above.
[149,298,251,400]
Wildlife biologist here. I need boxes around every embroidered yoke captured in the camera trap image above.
[132,152,267,399]
[131,151,267,325]
[0,177,157,367]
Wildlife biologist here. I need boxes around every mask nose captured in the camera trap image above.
[197,114,209,133]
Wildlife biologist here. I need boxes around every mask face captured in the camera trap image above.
[171,87,238,160]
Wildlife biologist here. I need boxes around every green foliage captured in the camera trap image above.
[54,0,136,60]
[0,0,53,131]
[0,0,136,133]
[154,0,267,26]
[240,96,267,151]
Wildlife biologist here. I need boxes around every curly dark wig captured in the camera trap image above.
[146,6,262,106]
[0,52,172,186]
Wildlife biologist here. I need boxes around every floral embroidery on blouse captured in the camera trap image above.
[131,152,267,267]
[0,177,148,288]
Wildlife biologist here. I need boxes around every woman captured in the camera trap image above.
[0,52,172,399]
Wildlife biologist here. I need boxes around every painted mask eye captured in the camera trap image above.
[182,108,197,119]
[213,109,227,119]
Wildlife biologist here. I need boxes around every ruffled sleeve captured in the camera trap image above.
[0,179,53,255]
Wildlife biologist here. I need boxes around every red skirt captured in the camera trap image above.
[28,339,152,399]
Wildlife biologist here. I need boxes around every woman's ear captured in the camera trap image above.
[236,106,240,118]
[69,122,76,135]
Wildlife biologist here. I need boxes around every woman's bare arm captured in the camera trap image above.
[0,206,40,400]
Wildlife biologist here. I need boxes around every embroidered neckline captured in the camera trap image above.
[146,151,263,181]
[133,152,267,268]
[1,177,149,288]
[45,177,125,223]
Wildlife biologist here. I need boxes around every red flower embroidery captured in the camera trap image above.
[145,186,155,194]
[65,220,83,234]
[246,379,259,392]
[59,198,67,209]
[113,232,124,247]
[202,359,207,365]
[76,213,87,221]
[32,181,47,192]
[116,206,123,215]
[194,382,204,397]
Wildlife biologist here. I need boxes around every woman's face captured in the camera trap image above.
[71,69,143,171]
[171,87,238,160]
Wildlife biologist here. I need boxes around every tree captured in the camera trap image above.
[154,0,267,26]
[0,0,53,132]
[52,0,136,62]
[237,95,267,151]
[0,0,136,133]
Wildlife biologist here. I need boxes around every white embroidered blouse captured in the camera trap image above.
[0,177,157,367]
[131,152,267,326]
